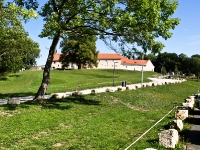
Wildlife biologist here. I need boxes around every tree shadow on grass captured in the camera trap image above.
[146,138,159,148]
[8,74,21,78]
[64,95,101,105]
[41,95,101,109]
[0,94,101,111]
[0,92,35,99]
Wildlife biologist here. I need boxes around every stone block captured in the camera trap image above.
[106,87,118,92]
[182,102,194,109]
[118,87,126,91]
[158,129,179,149]
[185,98,195,105]
[143,148,157,150]
[126,85,136,90]
[152,82,157,86]
[72,91,82,96]
[169,119,183,131]
[135,84,142,88]
[53,92,72,99]
[164,81,167,84]
[142,83,147,87]
[79,89,92,95]
[98,87,107,93]
[171,81,176,84]
[188,96,195,100]
[91,88,106,94]
[7,98,20,104]
[175,109,188,120]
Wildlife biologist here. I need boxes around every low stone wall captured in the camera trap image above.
[158,93,199,149]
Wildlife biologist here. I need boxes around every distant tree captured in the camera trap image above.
[154,52,179,73]
[191,57,200,81]
[0,35,40,73]
[161,66,167,76]
[191,54,200,59]
[145,53,157,62]
[0,1,40,73]
[178,53,189,74]
[174,64,178,76]
[60,34,98,69]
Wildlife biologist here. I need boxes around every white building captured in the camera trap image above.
[97,54,154,71]
[52,53,155,72]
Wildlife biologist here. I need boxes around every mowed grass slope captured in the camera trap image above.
[0,69,158,98]
[0,69,199,149]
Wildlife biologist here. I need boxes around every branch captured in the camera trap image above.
[52,0,58,13]
[64,13,77,24]
[62,24,133,37]
[0,51,6,56]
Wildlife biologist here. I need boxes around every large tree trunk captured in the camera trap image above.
[33,34,60,102]
[78,64,82,69]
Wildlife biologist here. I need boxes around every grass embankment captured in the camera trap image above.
[0,70,199,149]
[0,69,158,98]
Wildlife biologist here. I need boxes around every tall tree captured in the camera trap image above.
[145,53,157,62]
[59,33,98,69]
[191,54,200,59]
[161,66,167,76]
[154,52,179,73]
[12,0,179,101]
[0,32,40,73]
[178,53,189,74]
[0,1,40,73]
[190,57,200,81]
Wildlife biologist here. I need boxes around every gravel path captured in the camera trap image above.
[186,108,200,150]
[0,95,53,105]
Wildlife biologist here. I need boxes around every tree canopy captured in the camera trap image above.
[9,0,180,101]
[152,52,200,80]
[0,1,40,73]
[60,33,98,69]
[38,0,179,54]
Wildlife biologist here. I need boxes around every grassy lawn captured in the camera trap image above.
[0,69,159,98]
[0,69,199,149]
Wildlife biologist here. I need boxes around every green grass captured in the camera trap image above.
[0,70,199,149]
[0,69,159,98]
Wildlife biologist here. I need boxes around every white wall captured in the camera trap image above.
[52,61,62,69]
[97,59,121,69]
[144,60,154,71]
[120,65,143,71]
[51,58,154,72]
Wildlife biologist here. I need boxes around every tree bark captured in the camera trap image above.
[78,64,82,69]
[33,34,60,102]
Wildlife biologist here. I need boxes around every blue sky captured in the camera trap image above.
[22,1,200,65]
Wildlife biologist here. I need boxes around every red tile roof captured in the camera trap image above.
[98,53,121,60]
[53,53,61,61]
[121,56,148,65]
[53,53,148,65]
